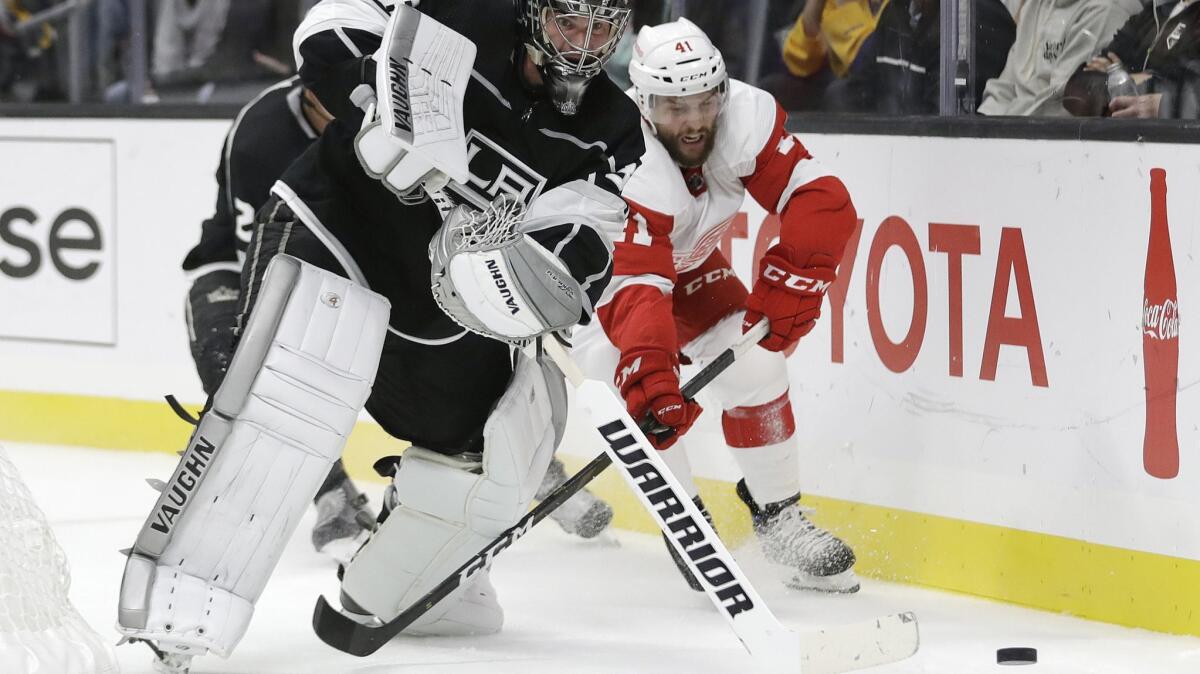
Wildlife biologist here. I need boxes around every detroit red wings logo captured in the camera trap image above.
[674,216,735,270]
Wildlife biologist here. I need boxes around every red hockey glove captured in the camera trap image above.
[744,245,838,352]
[615,348,703,450]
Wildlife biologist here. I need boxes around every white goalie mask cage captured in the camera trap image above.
[519,0,632,114]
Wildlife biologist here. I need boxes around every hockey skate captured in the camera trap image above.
[536,457,614,539]
[312,475,375,565]
[736,479,860,593]
[663,495,715,591]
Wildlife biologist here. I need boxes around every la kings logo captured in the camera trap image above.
[440,130,546,215]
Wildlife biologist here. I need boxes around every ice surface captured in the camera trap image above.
[7,443,1198,674]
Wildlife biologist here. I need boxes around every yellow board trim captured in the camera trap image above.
[0,389,408,484]
[4,389,1198,637]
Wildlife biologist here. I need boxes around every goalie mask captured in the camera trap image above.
[519,0,632,115]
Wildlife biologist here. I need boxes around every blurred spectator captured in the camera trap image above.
[95,0,136,97]
[604,0,666,90]
[1063,0,1200,118]
[151,0,295,104]
[843,0,1015,113]
[978,0,1138,115]
[0,5,16,96]
[761,0,888,111]
[0,0,62,102]
[666,0,803,82]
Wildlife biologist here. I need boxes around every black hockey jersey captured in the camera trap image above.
[276,0,645,343]
[182,77,319,277]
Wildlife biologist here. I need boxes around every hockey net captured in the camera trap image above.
[0,445,119,673]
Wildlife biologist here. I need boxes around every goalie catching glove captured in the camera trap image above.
[430,196,585,343]
[743,244,838,352]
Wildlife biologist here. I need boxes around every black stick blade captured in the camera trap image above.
[312,594,398,657]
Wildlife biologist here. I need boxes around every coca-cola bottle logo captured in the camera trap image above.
[1143,298,1181,341]
[1142,167,1180,479]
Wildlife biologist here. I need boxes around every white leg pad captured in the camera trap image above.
[117,255,390,658]
[340,352,565,632]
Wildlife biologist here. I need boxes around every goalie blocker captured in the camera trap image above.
[117,255,390,659]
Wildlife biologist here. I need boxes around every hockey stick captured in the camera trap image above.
[542,324,920,673]
[311,325,762,656]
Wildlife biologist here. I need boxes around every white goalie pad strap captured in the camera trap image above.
[340,353,566,623]
[118,255,390,657]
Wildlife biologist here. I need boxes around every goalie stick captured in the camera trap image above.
[311,325,767,656]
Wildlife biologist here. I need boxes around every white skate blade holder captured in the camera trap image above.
[370,4,475,189]
[544,325,919,674]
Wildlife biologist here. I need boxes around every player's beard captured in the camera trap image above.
[660,124,717,168]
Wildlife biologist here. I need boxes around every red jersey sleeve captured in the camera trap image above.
[596,198,680,356]
[741,102,857,265]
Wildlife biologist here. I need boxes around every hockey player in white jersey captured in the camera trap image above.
[574,18,862,593]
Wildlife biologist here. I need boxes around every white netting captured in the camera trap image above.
[445,195,525,253]
[0,445,119,673]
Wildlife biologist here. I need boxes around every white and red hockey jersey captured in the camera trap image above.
[596,79,857,357]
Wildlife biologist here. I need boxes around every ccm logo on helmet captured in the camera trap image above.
[763,263,832,294]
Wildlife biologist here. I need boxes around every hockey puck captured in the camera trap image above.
[997,647,1037,665]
